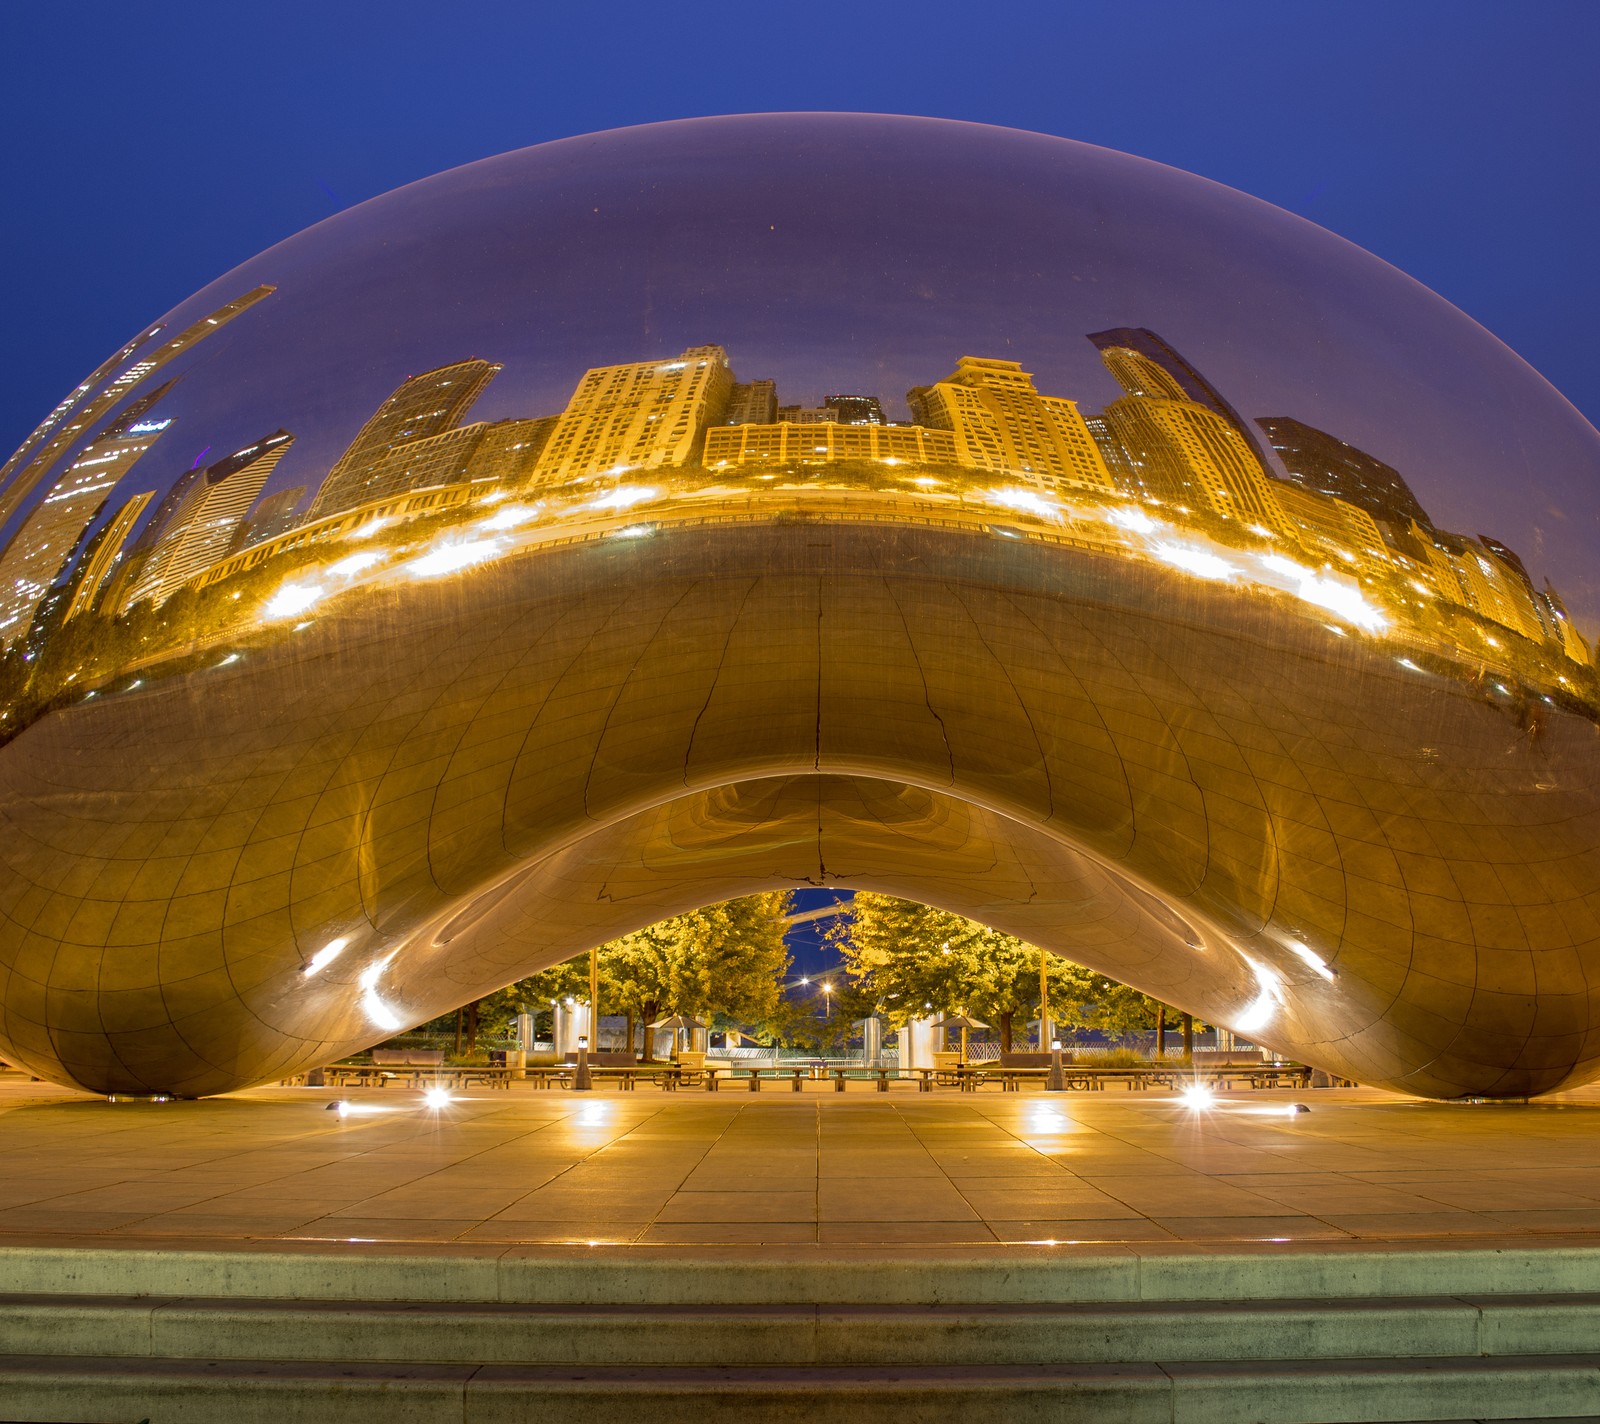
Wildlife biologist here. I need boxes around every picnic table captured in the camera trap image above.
[321,1063,516,1090]
[947,1062,1312,1092]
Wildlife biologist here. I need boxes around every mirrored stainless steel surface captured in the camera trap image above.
[2,114,1598,1097]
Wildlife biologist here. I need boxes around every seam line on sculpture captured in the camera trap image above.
[580,581,701,822]
[884,579,954,788]
[681,577,760,788]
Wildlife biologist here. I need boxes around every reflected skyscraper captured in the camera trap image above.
[1088,326,1271,471]
[124,431,293,609]
[533,345,734,486]
[1094,339,1290,533]
[0,386,174,647]
[1257,416,1433,531]
[60,490,154,623]
[0,286,273,536]
[823,395,886,426]
[723,380,777,426]
[907,357,1112,496]
[310,359,501,519]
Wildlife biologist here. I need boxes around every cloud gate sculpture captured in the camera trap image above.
[2,114,1600,1099]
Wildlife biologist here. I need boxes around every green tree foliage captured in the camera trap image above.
[831,892,1175,1051]
[480,892,793,1060]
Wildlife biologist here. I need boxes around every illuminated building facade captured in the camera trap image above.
[1089,326,1272,470]
[124,432,293,609]
[705,419,956,468]
[309,360,501,519]
[0,391,173,647]
[908,357,1112,495]
[533,345,734,485]
[0,287,273,537]
[2,116,1600,1104]
[1093,339,1292,531]
[60,490,153,623]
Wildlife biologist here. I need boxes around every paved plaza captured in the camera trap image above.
[6,1073,1600,1250]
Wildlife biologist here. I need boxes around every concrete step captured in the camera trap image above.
[1,1352,1598,1424]
[7,1240,1600,1305]
[3,1291,1600,1367]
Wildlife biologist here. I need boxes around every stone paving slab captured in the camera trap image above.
[4,1073,1600,1251]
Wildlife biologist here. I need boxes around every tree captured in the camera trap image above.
[480,892,793,1060]
[831,892,1168,1051]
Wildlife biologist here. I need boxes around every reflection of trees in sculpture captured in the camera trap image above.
[1,307,1595,745]
[831,892,1168,1051]
[479,893,792,1060]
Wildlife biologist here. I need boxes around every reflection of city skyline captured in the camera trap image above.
[0,284,1592,740]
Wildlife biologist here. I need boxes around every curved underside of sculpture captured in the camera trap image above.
[2,519,1597,1099]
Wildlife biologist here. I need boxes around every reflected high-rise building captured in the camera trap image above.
[233,486,306,552]
[907,357,1112,496]
[319,411,553,516]
[1256,416,1433,531]
[0,286,274,538]
[533,345,734,485]
[1087,326,1271,471]
[823,395,886,426]
[704,419,957,469]
[123,431,293,610]
[309,359,501,519]
[60,490,154,623]
[0,387,175,648]
[724,380,777,425]
[1093,341,1291,534]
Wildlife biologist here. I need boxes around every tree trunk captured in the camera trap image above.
[999,1011,1013,1053]
[1181,1011,1194,1061]
[453,1009,463,1056]
[1155,1006,1166,1060]
[625,1008,636,1062]
[466,999,480,1054]
[640,1001,658,1062]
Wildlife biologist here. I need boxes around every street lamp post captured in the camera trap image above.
[574,1034,592,1091]
[1038,946,1050,1051]
[1047,1038,1066,1093]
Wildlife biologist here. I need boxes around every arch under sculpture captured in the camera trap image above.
[1,115,1599,1097]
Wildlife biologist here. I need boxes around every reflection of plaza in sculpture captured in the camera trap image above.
[4,115,1600,1102]
[1,317,1592,745]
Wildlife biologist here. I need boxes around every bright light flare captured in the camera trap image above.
[1151,542,1238,581]
[406,539,500,578]
[1108,505,1158,535]
[479,503,542,531]
[303,937,349,975]
[423,1087,453,1109]
[1286,940,1337,983]
[358,953,403,1031]
[1180,1084,1216,1111]
[588,485,657,512]
[327,551,382,580]
[263,582,325,620]
[985,487,1061,520]
[1234,956,1286,1033]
